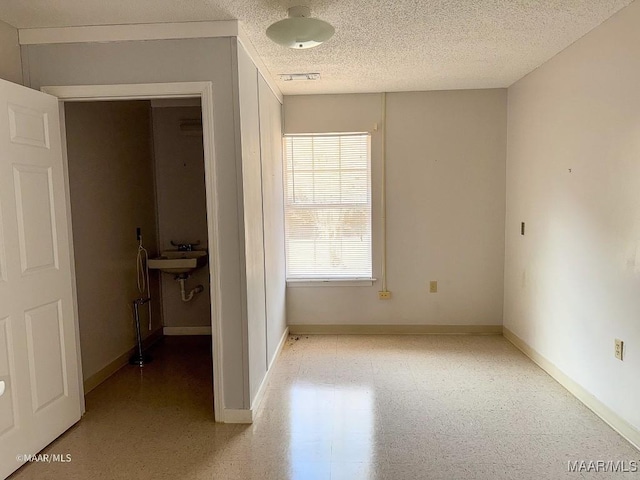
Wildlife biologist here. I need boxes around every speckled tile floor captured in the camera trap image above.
[8,334,640,479]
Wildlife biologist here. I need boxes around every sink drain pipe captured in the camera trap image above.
[175,274,204,302]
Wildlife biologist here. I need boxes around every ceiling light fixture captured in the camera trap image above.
[266,6,335,50]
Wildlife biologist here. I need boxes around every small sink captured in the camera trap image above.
[148,250,208,275]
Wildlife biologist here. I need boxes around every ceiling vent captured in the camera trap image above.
[279,73,321,81]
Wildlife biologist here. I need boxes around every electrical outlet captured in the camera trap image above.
[429,281,438,293]
[378,291,392,300]
[615,339,624,361]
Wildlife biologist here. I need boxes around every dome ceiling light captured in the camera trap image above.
[266,6,335,50]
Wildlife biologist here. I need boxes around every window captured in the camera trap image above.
[283,133,372,280]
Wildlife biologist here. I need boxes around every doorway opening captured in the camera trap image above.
[44,83,223,422]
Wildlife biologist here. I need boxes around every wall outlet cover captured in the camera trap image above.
[378,291,392,300]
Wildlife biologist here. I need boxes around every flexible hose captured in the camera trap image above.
[136,236,152,330]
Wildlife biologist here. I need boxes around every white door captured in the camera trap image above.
[0,79,82,479]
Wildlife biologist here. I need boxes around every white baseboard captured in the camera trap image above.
[288,324,503,335]
[504,327,640,451]
[269,327,290,372]
[163,326,212,336]
[250,327,290,413]
[83,328,163,394]
[220,327,290,424]
[222,408,253,424]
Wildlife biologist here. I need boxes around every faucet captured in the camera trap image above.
[170,240,200,252]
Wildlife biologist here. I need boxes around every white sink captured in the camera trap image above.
[148,250,208,275]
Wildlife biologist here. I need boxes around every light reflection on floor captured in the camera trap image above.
[288,384,374,479]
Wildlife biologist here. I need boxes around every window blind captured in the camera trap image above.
[284,133,372,279]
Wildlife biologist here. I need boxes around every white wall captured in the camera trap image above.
[65,101,161,381]
[23,38,246,408]
[258,76,286,363]
[505,0,640,433]
[235,42,287,406]
[0,20,21,85]
[236,44,268,402]
[284,90,507,326]
[151,105,211,328]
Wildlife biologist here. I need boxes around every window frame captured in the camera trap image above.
[283,132,375,285]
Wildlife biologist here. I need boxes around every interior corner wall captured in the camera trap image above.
[235,40,286,406]
[0,20,22,85]
[22,37,246,409]
[151,105,211,329]
[505,1,640,432]
[64,101,161,381]
[258,75,286,364]
[236,43,267,402]
[283,90,507,326]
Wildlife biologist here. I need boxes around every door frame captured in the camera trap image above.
[41,82,224,422]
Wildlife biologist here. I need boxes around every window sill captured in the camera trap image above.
[286,278,376,287]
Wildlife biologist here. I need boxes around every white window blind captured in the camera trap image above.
[284,133,372,279]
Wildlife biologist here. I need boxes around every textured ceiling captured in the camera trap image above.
[0,0,635,95]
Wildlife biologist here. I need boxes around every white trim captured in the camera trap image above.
[56,101,86,414]
[250,327,289,412]
[150,98,201,109]
[287,278,375,287]
[237,24,283,104]
[504,327,640,451]
[163,326,212,336]
[44,81,225,424]
[200,81,226,425]
[222,408,253,424]
[42,82,210,102]
[269,328,290,372]
[228,39,251,414]
[221,328,290,424]
[289,324,503,335]
[284,132,371,138]
[19,21,238,45]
